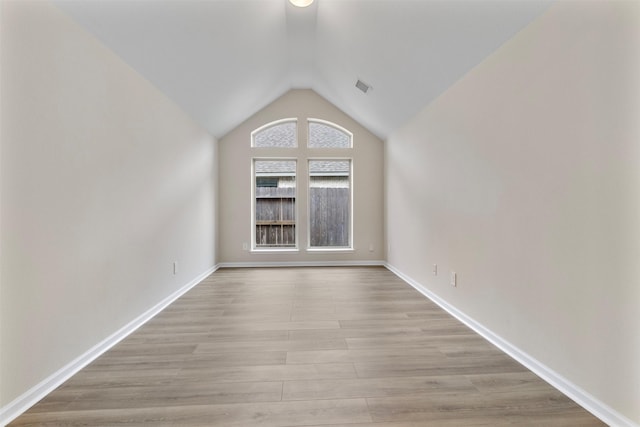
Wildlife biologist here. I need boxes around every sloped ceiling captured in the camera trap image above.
[52,0,552,140]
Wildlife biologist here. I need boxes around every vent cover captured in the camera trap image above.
[355,79,371,94]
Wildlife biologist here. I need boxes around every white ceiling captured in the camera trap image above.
[52,0,552,140]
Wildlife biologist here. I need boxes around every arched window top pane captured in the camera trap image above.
[308,120,352,148]
[252,119,297,148]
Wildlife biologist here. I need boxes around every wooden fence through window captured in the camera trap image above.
[255,187,295,247]
[255,187,349,247]
[309,187,349,247]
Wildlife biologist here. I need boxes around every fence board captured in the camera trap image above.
[309,188,349,247]
[255,196,296,247]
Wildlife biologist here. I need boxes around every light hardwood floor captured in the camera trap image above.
[10,267,605,426]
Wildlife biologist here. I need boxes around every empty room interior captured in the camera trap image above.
[1,0,639,426]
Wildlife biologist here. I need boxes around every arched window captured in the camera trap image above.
[250,118,353,251]
[251,119,297,148]
[308,119,352,148]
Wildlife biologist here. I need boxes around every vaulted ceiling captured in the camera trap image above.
[52,0,552,140]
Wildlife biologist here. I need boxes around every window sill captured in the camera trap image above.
[251,248,299,253]
[306,247,354,253]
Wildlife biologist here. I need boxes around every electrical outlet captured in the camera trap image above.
[242,242,248,251]
[369,243,374,252]
[450,271,457,287]
[432,264,438,276]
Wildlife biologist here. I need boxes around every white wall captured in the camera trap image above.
[387,1,639,424]
[0,0,217,411]
[219,89,384,265]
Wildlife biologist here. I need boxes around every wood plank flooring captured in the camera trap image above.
[10,267,605,426]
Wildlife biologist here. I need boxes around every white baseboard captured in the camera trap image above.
[218,260,386,268]
[385,263,639,427]
[0,264,219,427]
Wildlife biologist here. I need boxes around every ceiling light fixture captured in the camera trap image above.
[289,0,314,7]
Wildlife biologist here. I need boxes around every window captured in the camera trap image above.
[308,119,352,148]
[251,118,353,252]
[253,160,297,249]
[308,159,351,248]
[252,119,297,148]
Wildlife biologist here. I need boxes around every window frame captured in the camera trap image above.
[251,157,299,252]
[307,157,354,251]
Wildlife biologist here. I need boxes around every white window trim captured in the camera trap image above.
[251,157,299,252]
[306,157,354,251]
[307,118,353,148]
[251,118,298,148]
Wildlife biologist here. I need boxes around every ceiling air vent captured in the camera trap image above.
[355,79,372,94]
